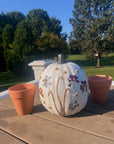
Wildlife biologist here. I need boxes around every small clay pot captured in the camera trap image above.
[88,75,112,104]
[8,83,36,115]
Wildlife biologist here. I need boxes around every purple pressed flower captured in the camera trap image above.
[68,74,79,87]
[80,80,87,93]
[68,100,79,111]
[42,75,52,88]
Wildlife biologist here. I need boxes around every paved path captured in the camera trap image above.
[0,86,114,144]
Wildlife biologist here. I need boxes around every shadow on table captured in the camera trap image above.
[84,98,114,115]
[67,99,114,118]
[33,104,47,114]
[33,89,114,118]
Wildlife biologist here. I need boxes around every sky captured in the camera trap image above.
[0,0,75,37]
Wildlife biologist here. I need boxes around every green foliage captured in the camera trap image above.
[49,17,62,37]
[2,24,14,70]
[12,19,35,75]
[0,12,8,28]
[27,9,50,38]
[70,0,114,67]
[69,39,82,54]
[0,9,68,74]
[13,20,34,58]
[0,27,5,71]
[6,11,25,26]
[27,9,63,39]
[35,32,68,58]
[2,24,14,48]
[0,11,25,71]
[0,46,5,71]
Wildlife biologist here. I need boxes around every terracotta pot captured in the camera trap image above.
[88,75,112,104]
[8,83,36,115]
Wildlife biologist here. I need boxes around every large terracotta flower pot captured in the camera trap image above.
[8,83,36,115]
[88,75,112,104]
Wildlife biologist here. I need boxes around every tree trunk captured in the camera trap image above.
[96,53,101,67]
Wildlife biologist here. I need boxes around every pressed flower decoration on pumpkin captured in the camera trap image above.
[68,74,79,87]
[42,75,52,88]
[80,81,87,93]
[74,92,78,97]
[39,87,44,97]
[68,100,79,111]
[39,54,88,116]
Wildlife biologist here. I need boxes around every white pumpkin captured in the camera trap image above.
[39,54,88,116]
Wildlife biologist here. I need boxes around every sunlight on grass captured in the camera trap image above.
[66,54,114,67]
[83,66,114,80]
[66,54,86,61]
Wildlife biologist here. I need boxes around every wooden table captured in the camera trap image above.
[0,86,114,144]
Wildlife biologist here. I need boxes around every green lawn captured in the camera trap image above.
[66,54,114,80]
[83,66,114,79]
[66,54,114,66]
[0,54,114,92]
[0,71,33,92]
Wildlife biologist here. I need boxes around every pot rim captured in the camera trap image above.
[88,75,112,82]
[8,83,36,93]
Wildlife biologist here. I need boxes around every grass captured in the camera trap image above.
[0,71,33,92]
[0,54,114,92]
[66,54,114,80]
[66,54,114,66]
[83,66,114,79]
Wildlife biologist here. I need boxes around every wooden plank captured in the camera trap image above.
[0,129,25,144]
[0,105,113,144]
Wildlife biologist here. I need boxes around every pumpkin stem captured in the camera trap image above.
[58,54,65,64]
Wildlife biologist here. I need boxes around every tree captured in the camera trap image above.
[27,9,64,39]
[13,20,34,58]
[27,9,50,39]
[69,39,82,54]
[49,17,62,38]
[35,32,68,58]
[2,24,14,70]
[0,12,8,29]
[0,27,5,71]
[26,9,67,57]
[0,12,8,71]
[70,0,114,67]
[0,11,25,71]
[0,9,68,74]
[6,11,25,27]
[12,20,35,76]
